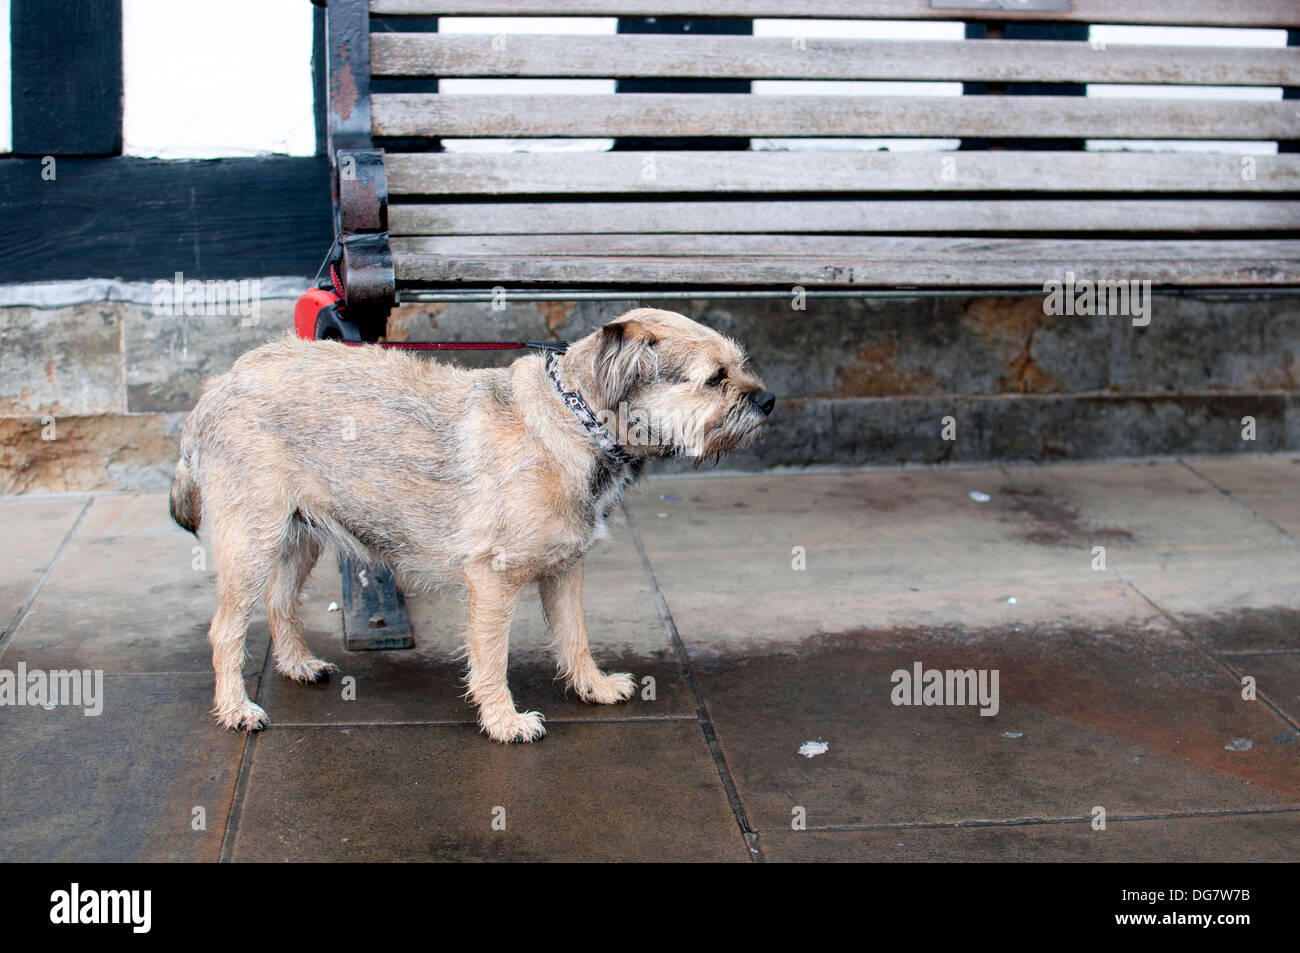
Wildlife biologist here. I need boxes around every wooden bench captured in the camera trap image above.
[316,0,1300,644]
[323,0,1300,334]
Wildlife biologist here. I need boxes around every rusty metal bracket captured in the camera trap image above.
[338,148,388,234]
[326,1,395,333]
[338,233,395,338]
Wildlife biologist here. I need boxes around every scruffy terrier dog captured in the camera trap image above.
[171,309,774,742]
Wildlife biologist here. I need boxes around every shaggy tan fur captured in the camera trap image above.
[171,308,773,742]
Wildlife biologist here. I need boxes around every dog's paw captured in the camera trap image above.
[277,656,339,684]
[576,671,636,705]
[481,707,547,744]
[215,700,268,732]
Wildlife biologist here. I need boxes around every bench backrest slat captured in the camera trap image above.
[373,34,1300,87]
[374,93,1299,141]
[370,0,1300,30]
[385,152,1300,196]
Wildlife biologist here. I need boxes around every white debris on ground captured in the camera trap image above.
[1007,597,1017,605]
[1225,738,1253,751]
[969,491,991,503]
[1002,731,1023,739]
[798,740,830,758]
[328,602,339,612]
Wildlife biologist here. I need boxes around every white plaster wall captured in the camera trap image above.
[121,0,315,158]
[0,0,11,154]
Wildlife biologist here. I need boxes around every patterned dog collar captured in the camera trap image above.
[544,350,635,466]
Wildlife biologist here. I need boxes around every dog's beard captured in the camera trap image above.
[630,398,766,464]
[694,409,766,463]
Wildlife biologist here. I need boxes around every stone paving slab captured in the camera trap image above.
[228,721,748,862]
[1186,455,1300,538]
[686,622,1300,831]
[1,529,263,675]
[626,468,1160,648]
[0,673,251,862]
[0,495,87,631]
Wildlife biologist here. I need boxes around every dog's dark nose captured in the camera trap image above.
[752,391,776,416]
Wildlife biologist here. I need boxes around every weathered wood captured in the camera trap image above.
[373,34,1300,87]
[11,0,123,155]
[391,236,1300,286]
[393,234,1300,257]
[373,93,1299,140]
[369,0,1300,30]
[386,151,1300,195]
[389,200,1300,235]
[0,157,334,282]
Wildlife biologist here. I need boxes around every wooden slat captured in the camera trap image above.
[373,93,1300,140]
[394,234,1300,256]
[390,236,1300,286]
[369,1,1300,30]
[373,34,1300,87]
[386,151,1300,195]
[389,200,1300,235]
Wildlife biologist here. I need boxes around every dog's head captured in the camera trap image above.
[565,308,774,462]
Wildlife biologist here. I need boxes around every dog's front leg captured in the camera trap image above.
[540,559,636,705]
[463,567,545,743]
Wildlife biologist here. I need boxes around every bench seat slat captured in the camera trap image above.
[373,93,1300,140]
[369,0,1300,30]
[373,34,1300,87]
[386,152,1300,195]
[391,236,1300,286]
[389,200,1300,235]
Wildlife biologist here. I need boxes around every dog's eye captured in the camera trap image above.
[704,367,727,387]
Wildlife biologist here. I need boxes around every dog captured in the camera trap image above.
[170,308,775,742]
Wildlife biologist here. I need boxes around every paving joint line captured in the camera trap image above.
[624,502,763,864]
[0,495,93,656]
[1179,458,1298,545]
[255,714,699,730]
[753,805,1300,835]
[218,640,274,863]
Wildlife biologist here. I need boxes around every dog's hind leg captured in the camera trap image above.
[266,524,337,684]
[207,513,281,731]
[540,559,635,705]
[463,566,545,743]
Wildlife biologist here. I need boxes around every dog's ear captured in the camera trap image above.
[592,320,659,409]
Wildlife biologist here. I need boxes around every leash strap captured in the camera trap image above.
[337,340,570,352]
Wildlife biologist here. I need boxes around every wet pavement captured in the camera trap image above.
[1,455,1298,862]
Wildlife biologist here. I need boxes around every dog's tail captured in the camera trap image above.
[169,435,202,536]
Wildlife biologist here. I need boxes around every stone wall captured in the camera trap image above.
[1,280,1297,493]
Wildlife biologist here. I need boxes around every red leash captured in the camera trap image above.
[340,340,536,350]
